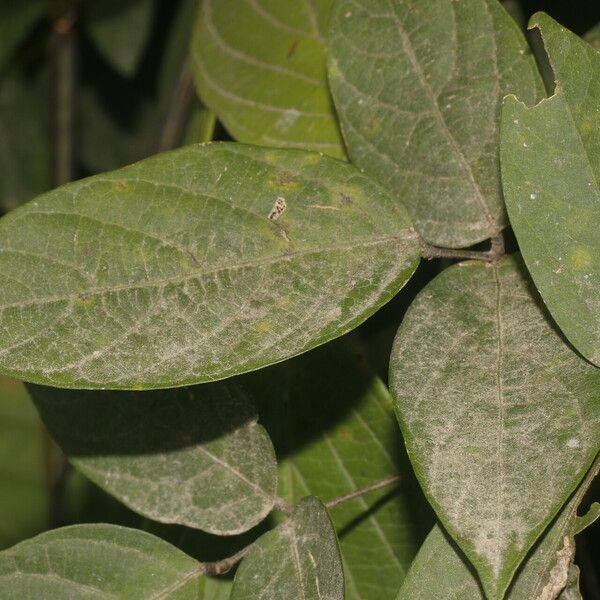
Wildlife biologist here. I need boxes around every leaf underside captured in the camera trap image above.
[231,496,344,600]
[0,524,202,599]
[389,255,600,599]
[0,143,419,389]
[501,13,600,366]
[29,381,278,535]
[328,0,543,248]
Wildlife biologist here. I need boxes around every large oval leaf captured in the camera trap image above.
[501,13,600,366]
[29,382,278,535]
[0,143,419,389]
[396,456,600,600]
[249,340,432,599]
[389,256,600,600]
[0,524,202,599]
[191,0,344,157]
[231,496,344,600]
[328,0,543,248]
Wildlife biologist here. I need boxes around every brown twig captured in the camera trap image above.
[421,232,505,263]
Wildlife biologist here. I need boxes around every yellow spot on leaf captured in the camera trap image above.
[112,181,129,192]
[338,429,352,441]
[255,321,272,333]
[569,247,592,270]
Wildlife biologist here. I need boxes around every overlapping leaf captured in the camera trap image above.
[501,13,600,366]
[0,62,50,212]
[30,382,278,535]
[86,0,156,76]
[0,378,47,549]
[191,0,344,157]
[328,0,543,248]
[231,496,344,600]
[390,256,600,599]
[0,524,203,598]
[395,456,600,600]
[250,340,432,600]
[0,143,419,389]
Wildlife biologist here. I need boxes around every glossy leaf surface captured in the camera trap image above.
[501,13,600,366]
[30,382,278,535]
[0,524,202,599]
[0,143,419,389]
[328,0,543,247]
[191,0,344,157]
[231,497,344,600]
[390,256,600,599]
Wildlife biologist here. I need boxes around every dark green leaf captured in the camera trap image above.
[390,256,600,599]
[0,1,45,74]
[30,382,278,535]
[501,13,600,366]
[0,524,203,598]
[328,0,543,247]
[86,0,156,76]
[191,0,344,157]
[231,497,343,600]
[0,378,47,549]
[0,62,51,212]
[80,0,199,172]
[250,340,432,600]
[0,143,419,389]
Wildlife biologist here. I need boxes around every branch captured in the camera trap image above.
[421,232,505,263]
[325,475,401,509]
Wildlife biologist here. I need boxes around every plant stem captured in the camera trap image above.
[325,475,401,509]
[157,59,196,153]
[51,5,76,186]
[421,232,505,263]
[201,545,254,576]
[273,496,294,516]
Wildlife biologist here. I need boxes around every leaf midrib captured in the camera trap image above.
[0,234,409,312]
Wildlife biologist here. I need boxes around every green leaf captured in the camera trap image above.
[0,378,47,549]
[250,340,432,599]
[0,524,203,598]
[584,21,600,50]
[231,496,344,600]
[500,13,600,366]
[328,0,543,248]
[0,143,419,389]
[0,62,51,212]
[389,256,600,599]
[558,565,582,600]
[190,0,344,157]
[29,382,278,535]
[86,0,156,76]
[0,1,45,74]
[80,0,199,173]
[396,456,600,600]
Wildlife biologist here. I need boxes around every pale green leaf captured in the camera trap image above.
[29,382,278,535]
[557,565,582,600]
[501,13,600,366]
[0,1,45,74]
[250,340,432,600]
[0,378,47,549]
[231,497,344,600]
[328,0,543,248]
[0,524,203,598]
[396,455,600,600]
[389,256,600,600]
[191,0,344,157]
[0,143,419,389]
[86,0,156,76]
